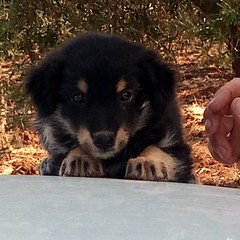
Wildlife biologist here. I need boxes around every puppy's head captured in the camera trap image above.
[26,33,175,159]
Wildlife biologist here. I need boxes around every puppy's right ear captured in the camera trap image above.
[26,55,63,117]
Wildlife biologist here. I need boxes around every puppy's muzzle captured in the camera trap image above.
[92,131,115,152]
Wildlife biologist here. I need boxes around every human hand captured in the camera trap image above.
[203,78,240,165]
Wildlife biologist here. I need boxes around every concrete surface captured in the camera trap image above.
[0,176,239,240]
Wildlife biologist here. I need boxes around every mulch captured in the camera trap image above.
[1,60,240,188]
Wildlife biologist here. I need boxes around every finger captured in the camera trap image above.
[208,116,234,164]
[229,98,240,162]
[208,137,234,164]
[208,142,228,164]
[204,105,230,135]
[203,107,221,135]
[208,78,240,113]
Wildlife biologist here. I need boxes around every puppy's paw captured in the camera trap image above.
[59,148,104,177]
[39,157,62,176]
[38,158,50,175]
[125,157,170,181]
[125,146,176,181]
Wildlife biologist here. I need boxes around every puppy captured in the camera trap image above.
[26,32,195,182]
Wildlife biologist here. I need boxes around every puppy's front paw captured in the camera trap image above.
[39,157,62,176]
[59,148,104,177]
[39,158,51,175]
[125,146,176,181]
[125,157,169,181]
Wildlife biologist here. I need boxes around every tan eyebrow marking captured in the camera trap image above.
[116,79,127,93]
[77,79,88,93]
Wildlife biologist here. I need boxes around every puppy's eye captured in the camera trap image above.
[120,91,132,101]
[72,93,85,103]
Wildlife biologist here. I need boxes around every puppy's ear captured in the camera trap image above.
[138,50,176,109]
[26,55,63,116]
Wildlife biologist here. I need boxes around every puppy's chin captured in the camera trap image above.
[93,149,118,159]
[80,143,126,160]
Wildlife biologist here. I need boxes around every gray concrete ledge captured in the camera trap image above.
[0,176,239,240]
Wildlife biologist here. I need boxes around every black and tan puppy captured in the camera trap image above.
[26,32,194,182]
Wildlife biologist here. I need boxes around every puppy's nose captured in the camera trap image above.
[93,132,114,151]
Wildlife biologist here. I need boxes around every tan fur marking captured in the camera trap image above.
[116,79,127,93]
[77,79,88,94]
[115,127,129,152]
[77,127,95,156]
[125,146,177,181]
[59,148,104,177]
[78,127,93,146]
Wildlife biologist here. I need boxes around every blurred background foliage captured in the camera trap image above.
[0,0,240,146]
[1,0,239,63]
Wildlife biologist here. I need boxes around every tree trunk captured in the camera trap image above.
[230,24,240,77]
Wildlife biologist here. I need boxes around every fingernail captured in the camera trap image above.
[204,119,211,130]
[236,99,240,111]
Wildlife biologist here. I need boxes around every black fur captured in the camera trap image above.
[26,32,194,183]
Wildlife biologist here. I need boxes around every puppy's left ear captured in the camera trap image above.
[25,53,64,117]
[137,50,176,109]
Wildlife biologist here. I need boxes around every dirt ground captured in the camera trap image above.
[1,60,240,188]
